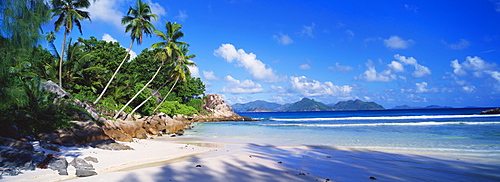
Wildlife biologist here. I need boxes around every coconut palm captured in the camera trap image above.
[116,21,186,119]
[93,0,157,105]
[51,0,91,89]
[151,44,196,115]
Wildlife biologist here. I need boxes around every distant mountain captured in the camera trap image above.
[232,100,282,112]
[329,99,385,110]
[391,105,422,110]
[246,106,274,112]
[232,98,386,112]
[391,105,453,109]
[283,98,332,112]
[424,105,453,109]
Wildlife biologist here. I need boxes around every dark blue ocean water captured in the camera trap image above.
[186,108,500,161]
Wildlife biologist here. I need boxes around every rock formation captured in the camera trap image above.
[481,108,500,114]
[192,94,253,122]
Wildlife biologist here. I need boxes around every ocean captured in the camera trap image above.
[184,108,500,162]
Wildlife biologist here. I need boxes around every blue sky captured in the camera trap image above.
[45,0,500,108]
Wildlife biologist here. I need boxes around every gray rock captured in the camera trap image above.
[481,108,500,114]
[87,139,133,151]
[84,156,98,163]
[0,136,34,151]
[41,80,71,101]
[70,158,97,177]
[48,157,68,175]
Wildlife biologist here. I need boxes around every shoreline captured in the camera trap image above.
[4,135,500,182]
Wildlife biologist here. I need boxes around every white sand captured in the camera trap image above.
[4,137,500,182]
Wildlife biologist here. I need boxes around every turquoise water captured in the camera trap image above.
[185,108,500,161]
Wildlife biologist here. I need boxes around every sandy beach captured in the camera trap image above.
[3,135,500,182]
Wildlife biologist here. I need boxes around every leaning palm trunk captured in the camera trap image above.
[58,32,67,88]
[94,41,134,104]
[151,75,179,115]
[114,63,163,119]
[127,67,171,118]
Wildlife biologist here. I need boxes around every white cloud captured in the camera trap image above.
[345,29,355,39]
[202,70,218,80]
[273,33,293,45]
[383,35,414,49]
[485,70,500,83]
[388,61,404,72]
[290,76,353,97]
[86,0,126,30]
[300,22,315,38]
[102,33,118,42]
[144,0,166,17]
[451,56,497,77]
[462,85,476,93]
[221,76,264,94]
[450,59,467,76]
[188,63,199,78]
[415,82,438,93]
[214,44,283,83]
[404,4,418,13]
[174,10,188,21]
[299,64,311,70]
[443,39,470,50]
[101,34,137,61]
[394,54,431,77]
[328,62,353,72]
[356,61,396,82]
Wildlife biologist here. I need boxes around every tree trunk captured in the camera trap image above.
[129,71,170,117]
[59,32,67,88]
[114,63,163,119]
[151,75,179,114]
[93,40,134,104]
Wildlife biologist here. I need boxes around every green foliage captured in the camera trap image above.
[129,83,158,116]
[157,101,198,116]
[185,98,204,112]
[0,77,78,135]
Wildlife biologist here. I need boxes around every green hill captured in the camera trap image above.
[282,98,332,112]
[232,100,282,112]
[330,99,385,110]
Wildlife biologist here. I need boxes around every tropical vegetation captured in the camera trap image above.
[0,0,206,137]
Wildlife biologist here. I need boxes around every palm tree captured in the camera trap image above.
[93,0,157,105]
[116,21,186,119]
[51,0,91,89]
[151,44,196,115]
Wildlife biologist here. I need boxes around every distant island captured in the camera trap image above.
[391,105,453,110]
[232,98,385,112]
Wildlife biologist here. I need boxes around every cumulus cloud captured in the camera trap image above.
[356,65,396,82]
[462,85,476,93]
[328,62,353,72]
[273,33,293,45]
[394,54,431,77]
[415,82,438,93]
[86,0,126,29]
[388,61,404,72]
[188,64,199,77]
[442,39,470,50]
[102,33,118,42]
[144,0,167,17]
[174,10,188,21]
[451,56,497,77]
[299,64,312,70]
[300,23,315,38]
[214,44,283,83]
[202,70,218,80]
[290,76,353,97]
[221,76,264,94]
[101,34,137,60]
[383,35,414,49]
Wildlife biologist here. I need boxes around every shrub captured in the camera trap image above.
[157,101,198,116]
